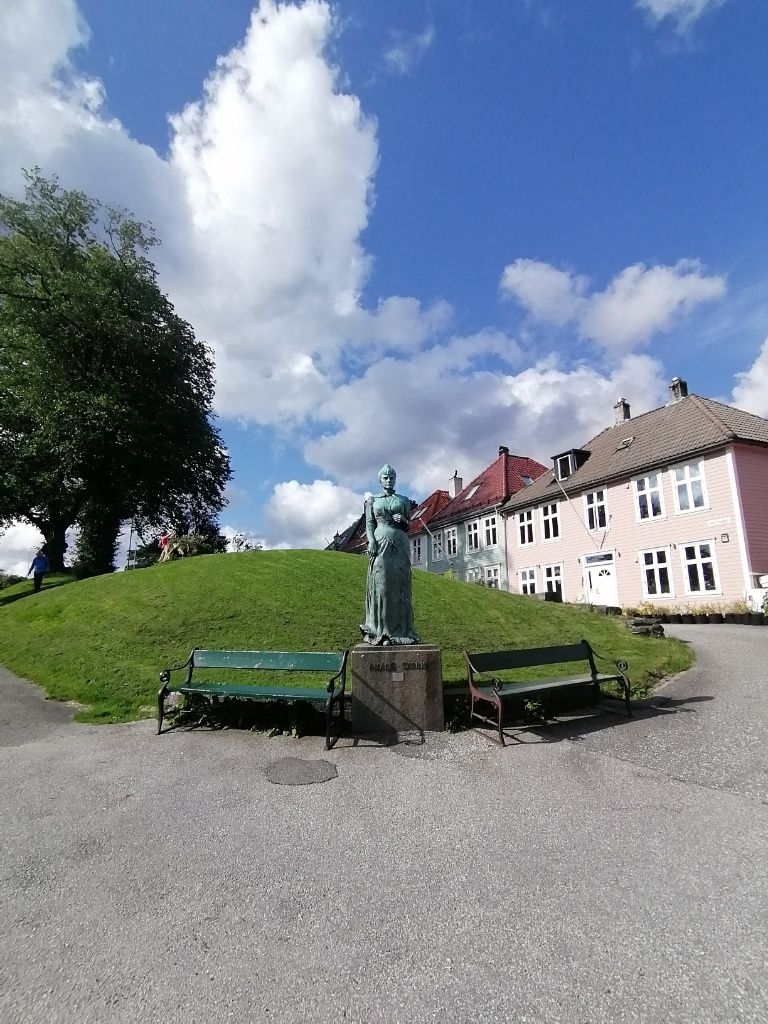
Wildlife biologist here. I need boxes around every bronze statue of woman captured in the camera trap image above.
[359,464,420,646]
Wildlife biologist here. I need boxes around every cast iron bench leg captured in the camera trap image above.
[157,685,168,735]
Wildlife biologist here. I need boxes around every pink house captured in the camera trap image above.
[500,378,768,610]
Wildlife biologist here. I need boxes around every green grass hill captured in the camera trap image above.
[0,550,692,723]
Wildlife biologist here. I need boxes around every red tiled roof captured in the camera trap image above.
[408,489,451,536]
[503,393,768,513]
[431,451,548,527]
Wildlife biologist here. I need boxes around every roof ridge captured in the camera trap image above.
[690,394,736,439]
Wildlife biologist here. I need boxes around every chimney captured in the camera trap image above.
[449,470,463,499]
[669,377,689,402]
[498,445,509,457]
[613,398,631,425]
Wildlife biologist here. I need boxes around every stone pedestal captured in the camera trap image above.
[351,644,444,740]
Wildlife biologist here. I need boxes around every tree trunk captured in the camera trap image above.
[73,502,123,576]
[41,521,70,572]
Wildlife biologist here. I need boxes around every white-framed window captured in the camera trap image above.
[432,533,443,561]
[484,515,498,547]
[466,566,483,584]
[444,526,457,557]
[463,485,480,501]
[518,509,534,545]
[411,537,422,565]
[544,564,563,595]
[466,520,480,551]
[584,490,607,531]
[640,547,673,598]
[680,541,720,594]
[519,567,537,595]
[484,565,500,589]
[634,472,665,521]
[671,461,708,513]
[541,503,560,540]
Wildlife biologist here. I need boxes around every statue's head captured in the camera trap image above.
[378,464,396,490]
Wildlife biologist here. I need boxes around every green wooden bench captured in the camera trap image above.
[157,648,349,749]
[464,639,631,746]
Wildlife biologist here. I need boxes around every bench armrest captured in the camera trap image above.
[325,651,349,698]
[159,653,194,690]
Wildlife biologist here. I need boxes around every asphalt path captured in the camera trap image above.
[1,625,766,1024]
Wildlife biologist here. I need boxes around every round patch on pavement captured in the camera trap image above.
[264,758,338,786]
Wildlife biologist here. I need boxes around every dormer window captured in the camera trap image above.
[555,453,574,480]
[463,485,479,500]
[552,448,588,481]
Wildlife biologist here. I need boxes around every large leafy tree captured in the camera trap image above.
[0,170,231,572]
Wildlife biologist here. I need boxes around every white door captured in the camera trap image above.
[584,553,619,606]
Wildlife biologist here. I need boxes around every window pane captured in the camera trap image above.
[644,552,653,565]
[659,567,670,593]
[597,506,606,528]
[703,562,716,590]
[691,480,704,507]
[639,494,649,518]
[646,571,657,595]
[687,564,700,591]
[700,543,711,558]
[677,485,689,511]
[651,492,662,516]
[657,551,667,564]
[674,467,686,482]
[684,545,696,560]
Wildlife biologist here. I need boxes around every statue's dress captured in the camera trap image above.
[359,493,420,646]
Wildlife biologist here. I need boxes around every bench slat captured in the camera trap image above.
[192,650,345,672]
[476,673,619,698]
[469,643,592,672]
[179,683,330,701]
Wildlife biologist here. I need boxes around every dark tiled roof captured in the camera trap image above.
[431,451,548,527]
[326,513,366,553]
[503,394,768,513]
[408,490,451,536]
[328,488,450,552]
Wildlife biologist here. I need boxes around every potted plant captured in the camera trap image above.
[691,604,709,625]
[724,599,749,624]
[667,605,684,625]
[706,603,725,624]
[680,606,696,624]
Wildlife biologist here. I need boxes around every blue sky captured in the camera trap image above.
[1,0,766,569]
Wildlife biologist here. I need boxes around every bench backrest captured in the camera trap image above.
[191,649,346,673]
[466,640,595,675]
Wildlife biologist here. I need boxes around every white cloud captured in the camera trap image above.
[732,338,768,417]
[263,479,364,548]
[501,258,725,352]
[304,342,667,495]
[500,259,587,326]
[0,522,45,577]
[383,25,435,76]
[0,0,444,429]
[636,0,728,33]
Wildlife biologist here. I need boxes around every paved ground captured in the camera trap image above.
[1,625,767,1024]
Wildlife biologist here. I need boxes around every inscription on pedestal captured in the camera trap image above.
[351,644,444,739]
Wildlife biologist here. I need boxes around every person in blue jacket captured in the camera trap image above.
[27,549,49,593]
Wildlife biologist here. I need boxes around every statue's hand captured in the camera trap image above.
[367,542,378,558]
[392,513,404,524]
